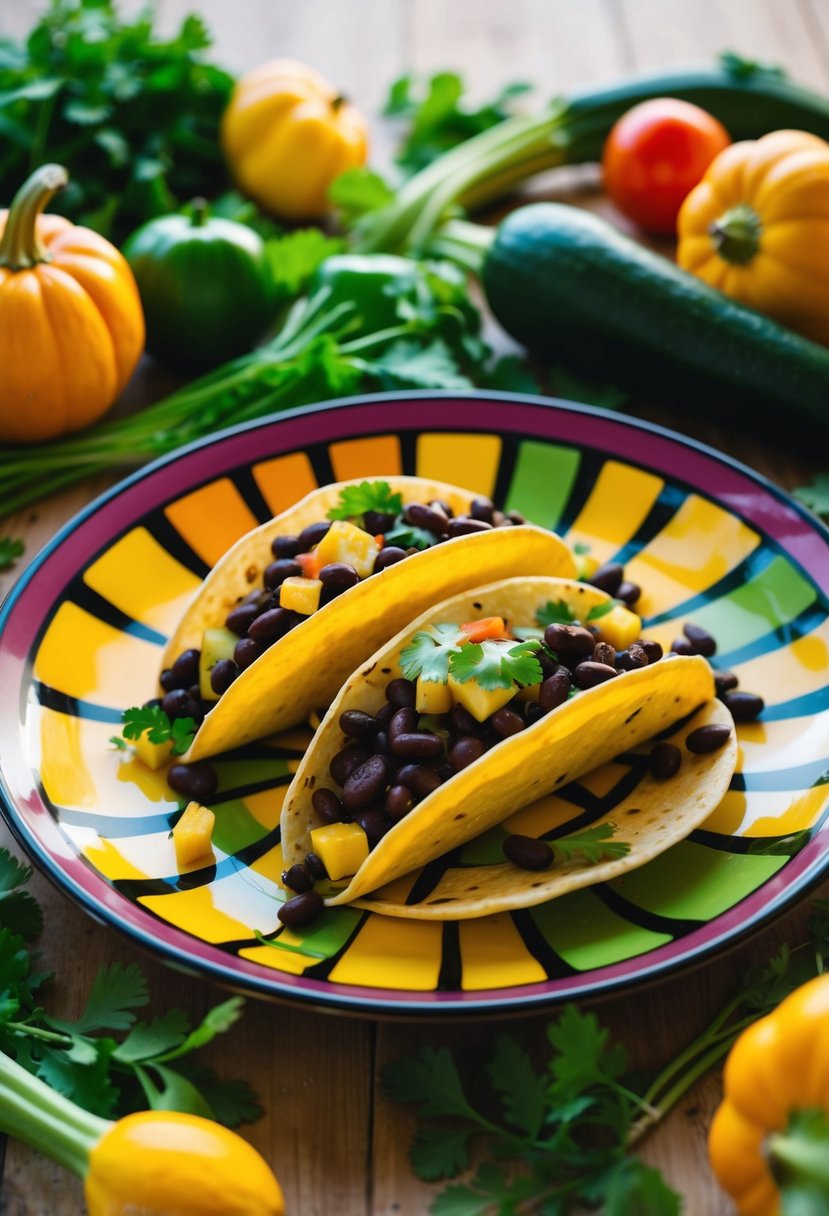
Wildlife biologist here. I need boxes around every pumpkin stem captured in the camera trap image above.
[190,197,209,228]
[0,163,68,271]
[766,1108,829,1212]
[708,203,762,266]
[331,94,346,112]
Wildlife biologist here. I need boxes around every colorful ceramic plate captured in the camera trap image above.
[1,392,828,1016]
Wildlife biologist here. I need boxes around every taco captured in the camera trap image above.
[279,576,736,921]
[158,478,575,760]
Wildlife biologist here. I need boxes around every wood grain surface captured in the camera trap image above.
[1,2,828,1213]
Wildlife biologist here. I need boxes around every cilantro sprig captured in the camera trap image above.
[0,536,24,572]
[327,480,404,523]
[0,848,260,1125]
[113,705,196,757]
[536,598,619,628]
[401,625,465,684]
[794,473,829,523]
[551,823,631,865]
[450,639,543,691]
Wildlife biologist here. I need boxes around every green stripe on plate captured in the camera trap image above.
[531,887,671,970]
[213,758,293,795]
[505,441,581,530]
[211,799,272,855]
[269,906,363,960]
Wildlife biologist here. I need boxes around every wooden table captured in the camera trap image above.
[1,1,828,1212]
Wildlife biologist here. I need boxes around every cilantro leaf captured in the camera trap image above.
[449,639,542,690]
[328,166,396,225]
[365,339,473,391]
[586,600,619,622]
[400,625,464,683]
[587,1157,681,1215]
[36,1040,119,1117]
[382,1045,481,1124]
[794,473,829,523]
[49,962,148,1034]
[0,536,23,571]
[120,705,196,755]
[172,1061,263,1128]
[266,229,346,300]
[0,849,43,941]
[410,1123,477,1182]
[547,1005,628,1106]
[327,480,404,523]
[384,522,437,550]
[152,996,245,1062]
[430,1182,494,1215]
[112,1009,189,1063]
[551,823,630,865]
[488,1034,546,1139]
[537,600,577,627]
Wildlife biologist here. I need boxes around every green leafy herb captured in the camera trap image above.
[0,850,43,941]
[327,480,404,523]
[551,823,630,865]
[119,706,196,757]
[266,229,347,300]
[400,625,465,684]
[537,599,577,627]
[586,600,619,622]
[550,366,628,411]
[384,523,437,551]
[0,536,23,571]
[794,473,829,523]
[719,49,786,82]
[449,639,542,690]
[328,166,397,228]
[0,0,234,241]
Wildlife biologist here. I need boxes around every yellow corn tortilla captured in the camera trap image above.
[280,577,731,912]
[163,478,575,760]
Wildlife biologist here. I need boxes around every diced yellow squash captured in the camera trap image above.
[576,553,600,580]
[416,674,452,714]
[447,674,516,722]
[134,730,173,770]
[280,576,322,615]
[314,520,379,579]
[310,822,370,881]
[199,627,238,700]
[597,604,642,651]
[517,682,541,703]
[173,801,215,869]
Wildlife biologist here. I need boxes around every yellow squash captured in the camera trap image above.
[221,59,368,219]
[709,972,829,1215]
[0,164,144,443]
[677,129,829,346]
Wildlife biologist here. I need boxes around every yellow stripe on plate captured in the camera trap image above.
[244,787,288,831]
[238,943,315,976]
[737,709,829,773]
[84,527,201,635]
[84,837,154,882]
[727,617,829,707]
[329,435,402,481]
[568,461,663,566]
[34,603,162,707]
[140,884,258,944]
[327,916,443,990]
[625,496,759,617]
[164,478,259,568]
[416,433,501,498]
[460,913,546,989]
[252,452,318,517]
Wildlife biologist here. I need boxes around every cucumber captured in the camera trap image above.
[481,204,829,434]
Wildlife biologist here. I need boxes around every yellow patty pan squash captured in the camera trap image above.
[0,164,144,444]
[221,59,369,220]
[709,972,829,1215]
[677,129,829,346]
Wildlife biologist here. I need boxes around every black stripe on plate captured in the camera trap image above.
[491,432,520,510]
[399,429,419,476]
[299,911,373,982]
[731,757,829,792]
[436,921,462,991]
[307,440,336,489]
[404,847,464,906]
[593,883,704,938]
[145,512,212,581]
[715,603,828,671]
[512,908,580,979]
[210,773,294,806]
[691,803,829,855]
[642,547,776,628]
[71,583,167,647]
[230,465,278,525]
[555,447,607,534]
[34,682,123,723]
[113,827,281,899]
[612,483,687,566]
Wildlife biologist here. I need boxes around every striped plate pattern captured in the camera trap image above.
[1,392,827,1015]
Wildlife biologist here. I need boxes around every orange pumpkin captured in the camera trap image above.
[0,164,145,444]
[221,59,369,220]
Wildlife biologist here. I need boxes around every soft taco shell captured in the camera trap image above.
[164,478,575,761]
[280,577,726,908]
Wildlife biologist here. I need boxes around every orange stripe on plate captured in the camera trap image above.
[253,452,318,517]
[460,913,546,989]
[329,435,402,481]
[416,433,501,497]
[165,479,259,568]
[327,915,443,990]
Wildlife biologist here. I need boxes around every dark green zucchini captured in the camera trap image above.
[481,204,829,434]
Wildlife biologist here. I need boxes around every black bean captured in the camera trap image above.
[470,496,495,523]
[386,784,414,821]
[210,659,238,696]
[312,787,344,824]
[502,834,553,871]
[538,649,557,679]
[386,678,416,708]
[339,709,379,739]
[278,890,324,928]
[397,765,443,797]
[374,730,391,756]
[162,689,201,721]
[526,703,549,725]
[305,852,328,880]
[722,691,765,722]
[160,668,177,692]
[248,607,294,643]
[593,641,616,667]
[225,602,261,636]
[714,670,739,696]
[573,661,618,689]
[588,563,625,596]
[168,762,217,801]
[446,518,492,538]
[671,638,695,655]
[364,510,396,535]
[650,742,681,780]
[683,622,717,657]
[298,521,331,550]
[264,559,301,590]
[171,648,200,688]
[187,683,202,702]
[282,863,314,893]
[234,637,264,670]
[640,639,663,663]
[355,807,391,847]
[450,736,488,770]
[320,562,360,591]
[390,731,444,759]
[374,546,408,572]
[490,708,525,738]
[617,580,641,606]
[144,697,163,711]
[404,502,448,535]
[271,533,302,559]
[539,668,572,710]
[449,705,480,736]
[507,510,526,525]
[686,724,732,754]
[389,707,418,740]
[543,623,595,660]
[343,755,390,812]
[375,703,395,728]
[329,745,369,786]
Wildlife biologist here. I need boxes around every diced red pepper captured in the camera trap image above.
[460,616,508,644]
[296,551,322,579]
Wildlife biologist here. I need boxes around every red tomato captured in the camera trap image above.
[602,98,730,234]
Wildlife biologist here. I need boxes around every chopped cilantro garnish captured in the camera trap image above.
[449,639,542,690]
[400,624,464,683]
[120,705,196,756]
[383,522,436,550]
[551,823,630,864]
[0,536,24,571]
[536,599,577,627]
[586,600,619,622]
[327,480,404,522]
[573,541,591,556]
